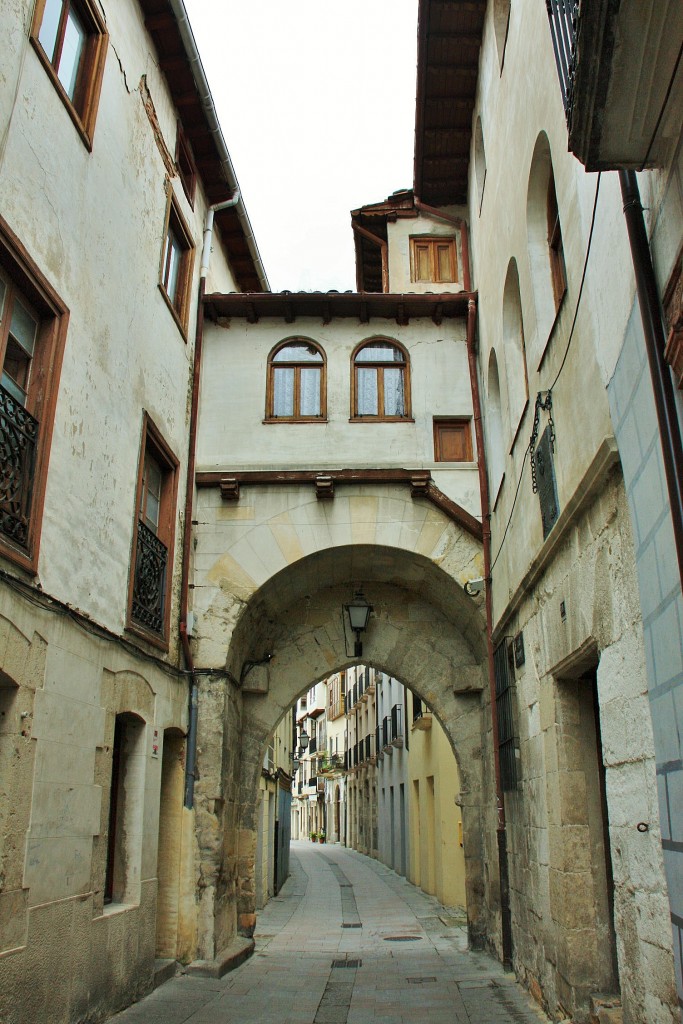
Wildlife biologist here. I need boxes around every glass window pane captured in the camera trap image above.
[273,367,294,417]
[2,337,31,405]
[9,299,38,357]
[356,343,403,363]
[142,454,163,531]
[273,343,322,364]
[357,367,378,415]
[164,230,182,304]
[300,367,321,416]
[58,4,86,100]
[383,368,405,416]
[38,0,63,62]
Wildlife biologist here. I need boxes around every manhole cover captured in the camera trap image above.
[383,935,422,942]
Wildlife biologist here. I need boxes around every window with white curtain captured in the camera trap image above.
[266,339,326,420]
[352,340,411,420]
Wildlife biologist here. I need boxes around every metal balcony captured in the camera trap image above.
[132,520,168,635]
[547,0,683,169]
[0,384,37,548]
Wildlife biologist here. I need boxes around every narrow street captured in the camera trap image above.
[111,842,548,1024]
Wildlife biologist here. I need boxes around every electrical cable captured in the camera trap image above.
[489,171,602,571]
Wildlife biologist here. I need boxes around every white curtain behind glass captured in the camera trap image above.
[383,368,405,416]
[300,368,321,416]
[357,368,378,415]
[273,367,295,416]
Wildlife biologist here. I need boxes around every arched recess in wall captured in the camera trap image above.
[486,349,505,497]
[502,258,529,438]
[526,132,567,353]
[493,0,511,71]
[474,117,487,213]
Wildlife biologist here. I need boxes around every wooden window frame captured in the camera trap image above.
[127,414,179,650]
[433,418,474,462]
[175,122,197,209]
[158,191,195,339]
[547,173,567,310]
[265,338,327,423]
[409,236,458,284]
[0,215,69,575]
[30,0,108,152]
[351,338,412,422]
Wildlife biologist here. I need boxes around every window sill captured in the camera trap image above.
[126,619,170,654]
[508,398,530,455]
[96,901,138,921]
[349,416,415,424]
[0,536,37,576]
[30,39,97,152]
[536,288,567,373]
[263,417,328,424]
[158,284,189,342]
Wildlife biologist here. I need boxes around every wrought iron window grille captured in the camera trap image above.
[131,519,168,636]
[0,384,38,548]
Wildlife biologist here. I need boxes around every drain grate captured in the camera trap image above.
[407,977,437,984]
[383,935,422,942]
[331,959,362,969]
[342,922,362,928]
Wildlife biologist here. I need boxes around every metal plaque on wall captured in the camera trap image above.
[534,425,560,539]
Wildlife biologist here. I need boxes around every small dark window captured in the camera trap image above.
[547,173,567,310]
[159,195,195,335]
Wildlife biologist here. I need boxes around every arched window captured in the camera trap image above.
[474,117,487,212]
[266,339,326,421]
[502,258,529,435]
[352,339,411,420]
[487,349,505,497]
[526,132,567,348]
[493,0,511,71]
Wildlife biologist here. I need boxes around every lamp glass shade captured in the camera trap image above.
[299,730,309,748]
[292,758,300,772]
[347,601,371,632]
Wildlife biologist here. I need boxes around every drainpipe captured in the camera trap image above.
[181,190,241,809]
[465,296,513,968]
[619,171,683,588]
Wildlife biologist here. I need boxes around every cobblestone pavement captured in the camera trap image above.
[111,841,549,1024]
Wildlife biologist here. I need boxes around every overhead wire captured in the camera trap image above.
[489,170,602,572]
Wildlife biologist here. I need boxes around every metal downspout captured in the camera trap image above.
[619,171,683,588]
[181,191,241,809]
[465,297,513,967]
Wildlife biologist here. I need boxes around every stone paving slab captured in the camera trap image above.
[109,841,549,1024]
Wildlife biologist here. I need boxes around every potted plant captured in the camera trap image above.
[309,830,318,842]
[318,829,326,844]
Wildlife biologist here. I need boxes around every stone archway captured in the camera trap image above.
[190,537,501,961]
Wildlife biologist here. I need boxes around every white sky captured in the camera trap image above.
[182,0,419,292]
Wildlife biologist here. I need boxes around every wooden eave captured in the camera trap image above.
[204,290,473,325]
[350,190,419,292]
[414,0,486,206]
[138,0,265,292]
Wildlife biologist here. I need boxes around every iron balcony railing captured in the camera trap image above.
[364,734,374,761]
[382,715,390,748]
[546,0,578,122]
[0,384,38,548]
[391,703,403,741]
[132,520,168,636]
